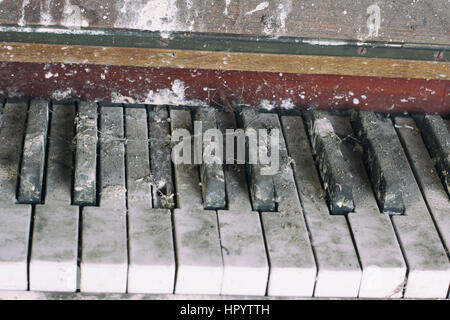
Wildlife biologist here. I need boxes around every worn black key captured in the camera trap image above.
[18,100,49,204]
[0,101,27,204]
[73,101,98,206]
[194,107,226,210]
[239,108,276,212]
[413,114,450,197]
[148,105,175,209]
[304,110,354,214]
[351,111,404,214]
[44,104,75,204]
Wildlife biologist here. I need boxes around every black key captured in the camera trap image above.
[45,104,75,204]
[413,114,450,197]
[18,100,49,204]
[239,108,276,212]
[304,110,354,214]
[351,111,404,214]
[148,105,175,209]
[73,101,98,206]
[98,103,126,209]
[0,101,28,203]
[194,107,226,210]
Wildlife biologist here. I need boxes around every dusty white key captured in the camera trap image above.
[30,104,79,292]
[128,208,175,293]
[216,111,268,296]
[329,114,406,298]
[125,107,175,294]
[375,116,449,298]
[170,108,223,295]
[0,101,32,290]
[282,114,361,298]
[80,105,127,293]
[30,207,78,292]
[396,117,450,253]
[259,113,316,297]
[81,208,127,293]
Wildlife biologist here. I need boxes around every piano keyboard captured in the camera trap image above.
[0,100,449,298]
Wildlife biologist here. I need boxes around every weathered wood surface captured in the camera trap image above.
[0,42,448,80]
[0,61,448,115]
[0,1,448,45]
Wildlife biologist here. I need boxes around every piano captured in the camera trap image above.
[0,0,449,299]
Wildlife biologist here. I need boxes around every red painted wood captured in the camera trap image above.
[0,62,448,114]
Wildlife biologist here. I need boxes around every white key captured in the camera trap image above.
[395,117,450,297]
[377,116,449,298]
[396,117,450,253]
[0,101,31,290]
[80,105,128,293]
[80,208,127,293]
[30,104,79,292]
[0,205,32,290]
[127,208,175,293]
[173,209,223,295]
[170,108,223,295]
[216,111,269,296]
[282,114,361,297]
[261,113,317,297]
[125,107,175,293]
[30,206,78,292]
[329,114,406,298]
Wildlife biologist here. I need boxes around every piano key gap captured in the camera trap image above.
[39,100,53,205]
[165,105,178,209]
[94,102,101,207]
[145,105,155,209]
[188,107,205,207]
[76,206,83,292]
[257,211,271,296]
[26,205,36,291]
[388,214,409,298]
[70,101,78,206]
[122,104,131,293]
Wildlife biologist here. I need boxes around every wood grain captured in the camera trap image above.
[0,0,448,45]
[0,42,448,80]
